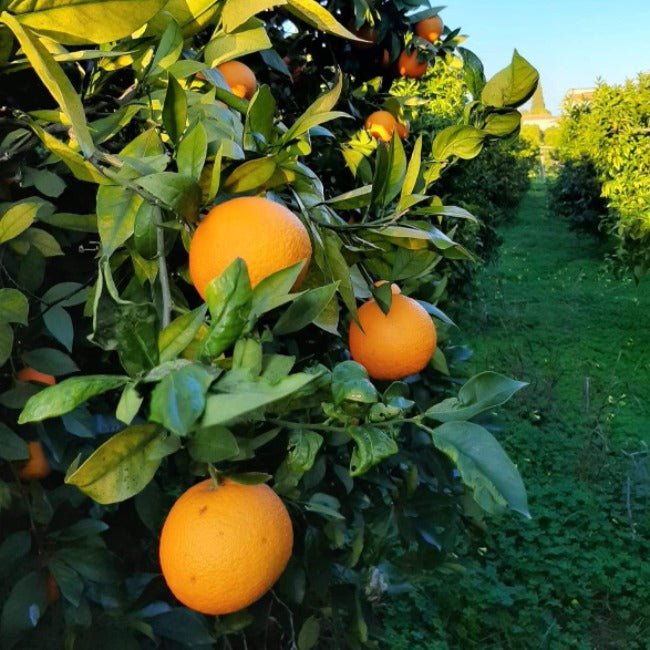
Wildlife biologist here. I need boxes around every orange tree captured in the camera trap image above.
[0,1,538,647]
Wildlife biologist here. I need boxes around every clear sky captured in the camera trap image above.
[445,1,650,114]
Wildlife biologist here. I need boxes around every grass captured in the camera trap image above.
[383,182,650,649]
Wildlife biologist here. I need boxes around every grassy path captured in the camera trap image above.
[386,184,650,649]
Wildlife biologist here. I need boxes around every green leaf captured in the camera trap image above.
[0,201,37,244]
[42,305,73,351]
[250,262,304,317]
[273,282,339,335]
[481,50,539,109]
[0,323,12,366]
[65,424,170,504]
[21,347,78,376]
[399,135,423,208]
[429,421,530,517]
[39,211,97,232]
[459,47,486,99]
[0,422,29,461]
[223,156,278,193]
[222,0,286,32]
[200,258,252,359]
[187,425,239,462]
[177,122,208,181]
[298,615,321,650]
[116,383,143,425]
[286,0,362,41]
[0,532,31,579]
[331,361,378,405]
[322,230,357,319]
[286,430,323,474]
[432,125,486,162]
[202,372,318,426]
[158,305,207,362]
[204,17,272,67]
[348,426,398,476]
[96,185,148,257]
[149,364,214,436]
[425,372,528,423]
[244,85,276,150]
[19,375,129,424]
[0,571,48,645]
[150,17,183,74]
[20,227,63,257]
[8,0,165,45]
[145,0,221,38]
[282,110,349,144]
[326,185,372,210]
[162,73,187,145]
[0,288,28,325]
[484,110,521,137]
[136,173,200,223]
[1,12,94,157]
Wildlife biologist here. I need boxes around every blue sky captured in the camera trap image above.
[445,1,650,113]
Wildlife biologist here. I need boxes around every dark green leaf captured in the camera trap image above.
[0,571,48,645]
[158,305,208,363]
[177,122,208,181]
[432,125,486,162]
[21,347,78,376]
[331,361,378,405]
[0,422,29,460]
[187,425,239,463]
[428,421,530,517]
[0,532,31,579]
[135,173,201,223]
[349,425,398,476]
[273,282,339,335]
[162,73,187,144]
[425,372,527,422]
[43,305,73,351]
[200,258,253,359]
[298,615,321,650]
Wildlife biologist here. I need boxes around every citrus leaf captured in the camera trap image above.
[428,421,530,517]
[65,424,171,504]
[432,124,486,162]
[96,185,147,257]
[0,323,13,366]
[19,375,130,423]
[425,371,528,422]
[162,73,187,144]
[149,364,214,436]
[0,422,29,461]
[187,425,239,462]
[331,361,378,405]
[135,173,201,223]
[0,202,38,244]
[177,121,207,181]
[349,425,398,476]
[481,49,539,109]
[8,0,165,45]
[0,288,28,325]
[1,12,94,156]
[42,305,73,351]
[222,0,286,32]
[0,571,48,645]
[204,17,271,67]
[273,282,338,335]
[158,305,208,362]
[286,0,362,41]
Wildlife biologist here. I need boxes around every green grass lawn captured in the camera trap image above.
[383,183,650,649]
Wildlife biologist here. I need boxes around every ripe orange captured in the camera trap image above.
[189,197,312,300]
[16,367,56,386]
[46,574,60,604]
[349,284,437,380]
[398,50,428,78]
[159,478,293,615]
[16,441,52,481]
[216,61,257,100]
[395,121,410,139]
[365,111,399,142]
[415,15,444,43]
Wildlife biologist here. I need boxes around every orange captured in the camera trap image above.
[216,61,257,100]
[365,111,398,142]
[415,15,444,43]
[189,197,312,299]
[349,284,437,380]
[395,122,410,139]
[46,574,60,604]
[16,441,52,481]
[159,478,293,615]
[17,367,56,386]
[398,50,428,78]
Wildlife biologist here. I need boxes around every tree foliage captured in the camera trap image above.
[551,74,650,275]
[0,1,538,647]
